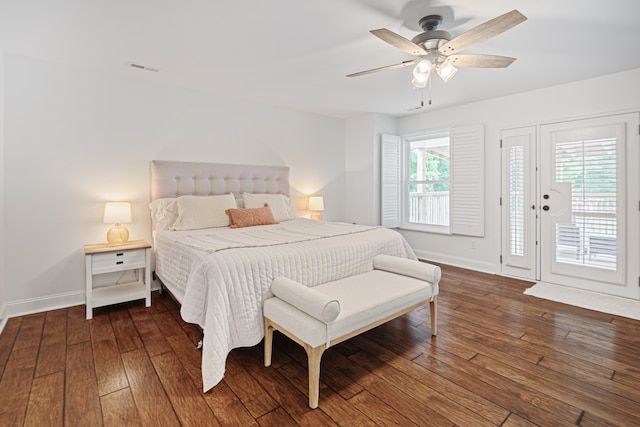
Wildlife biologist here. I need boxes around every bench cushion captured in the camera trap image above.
[264,269,436,348]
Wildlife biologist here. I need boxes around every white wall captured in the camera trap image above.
[345,113,397,225]
[396,68,640,272]
[345,114,375,225]
[2,53,346,316]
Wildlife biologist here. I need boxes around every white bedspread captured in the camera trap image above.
[154,218,416,391]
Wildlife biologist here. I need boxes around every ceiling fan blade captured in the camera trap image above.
[446,54,516,68]
[439,9,527,55]
[370,28,427,56]
[346,59,417,77]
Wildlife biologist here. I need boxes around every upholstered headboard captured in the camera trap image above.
[151,160,290,200]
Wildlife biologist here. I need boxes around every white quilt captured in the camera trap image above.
[154,218,416,391]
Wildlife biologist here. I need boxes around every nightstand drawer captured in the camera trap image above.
[92,248,146,274]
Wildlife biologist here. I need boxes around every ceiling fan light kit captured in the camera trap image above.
[411,59,433,88]
[348,9,527,98]
[436,62,457,83]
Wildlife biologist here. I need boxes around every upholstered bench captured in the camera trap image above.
[263,254,441,408]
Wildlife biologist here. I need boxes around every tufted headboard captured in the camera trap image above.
[150,160,290,201]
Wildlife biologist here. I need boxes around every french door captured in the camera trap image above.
[502,113,640,299]
[540,113,639,298]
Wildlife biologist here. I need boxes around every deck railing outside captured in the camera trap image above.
[557,192,617,269]
[408,192,449,226]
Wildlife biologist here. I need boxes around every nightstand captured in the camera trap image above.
[84,240,152,319]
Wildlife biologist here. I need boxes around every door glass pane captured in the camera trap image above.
[554,137,617,270]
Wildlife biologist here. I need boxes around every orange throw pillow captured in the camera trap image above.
[225,203,279,228]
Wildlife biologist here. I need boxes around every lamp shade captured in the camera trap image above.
[103,202,132,224]
[308,196,325,211]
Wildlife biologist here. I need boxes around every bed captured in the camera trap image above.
[150,160,417,391]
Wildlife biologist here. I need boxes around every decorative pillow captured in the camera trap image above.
[226,203,278,229]
[171,194,237,231]
[242,193,295,221]
[149,198,178,230]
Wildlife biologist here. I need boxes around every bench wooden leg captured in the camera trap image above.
[305,345,325,409]
[430,296,438,336]
[264,318,274,367]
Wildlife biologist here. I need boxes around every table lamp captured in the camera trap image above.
[308,196,324,221]
[103,202,132,244]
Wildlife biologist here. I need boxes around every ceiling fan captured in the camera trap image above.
[347,9,527,88]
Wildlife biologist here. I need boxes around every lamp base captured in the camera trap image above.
[310,212,323,221]
[107,224,130,244]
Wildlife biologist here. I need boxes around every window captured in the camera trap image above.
[382,125,484,237]
[406,132,450,229]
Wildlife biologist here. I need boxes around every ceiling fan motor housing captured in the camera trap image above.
[412,15,451,51]
[411,30,451,50]
[419,15,443,31]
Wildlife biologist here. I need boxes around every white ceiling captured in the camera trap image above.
[1,0,639,118]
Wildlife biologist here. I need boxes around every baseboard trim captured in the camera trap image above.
[4,290,86,319]
[413,249,498,275]
[3,281,163,320]
[0,303,7,335]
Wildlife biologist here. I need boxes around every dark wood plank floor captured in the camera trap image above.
[1,263,639,426]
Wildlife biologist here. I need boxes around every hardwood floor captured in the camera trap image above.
[1,263,639,426]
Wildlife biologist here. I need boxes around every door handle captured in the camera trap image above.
[542,205,550,211]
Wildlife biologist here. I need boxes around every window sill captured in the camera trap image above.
[398,224,451,235]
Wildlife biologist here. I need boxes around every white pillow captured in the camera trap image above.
[149,198,178,230]
[171,194,237,230]
[243,193,295,221]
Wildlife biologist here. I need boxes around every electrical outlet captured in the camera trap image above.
[471,241,476,250]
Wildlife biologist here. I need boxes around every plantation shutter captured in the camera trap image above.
[450,125,484,236]
[501,126,536,275]
[381,134,401,228]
